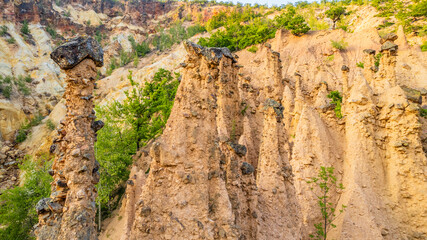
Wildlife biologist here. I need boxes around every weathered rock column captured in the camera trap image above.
[35,37,104,240]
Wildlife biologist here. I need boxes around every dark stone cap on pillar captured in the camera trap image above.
[50,36,104,69]
[184,41,236,64]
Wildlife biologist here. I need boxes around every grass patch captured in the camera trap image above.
[331,39,348,51]
[356,62,364,68]
[247,45,258,53]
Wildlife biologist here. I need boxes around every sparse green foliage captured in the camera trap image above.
[325,6,346,29]
[327,90,343,119]
[46,25,58,39]
[6,37,16,44]
[421,41,427,52]
[15,113,44,143]
[21,20,30,35]
[356,62,364,68]
[247,45,258,53]
[128,35,150,57]
[326,54,335,61]
[307,166,346,240]
[410,0,427,18]
[420,108,427,118]
[0,25,8,37]
[46,119,56,130]
[331,39,348,50]
[0,155,52,240]
[374,52,382,67]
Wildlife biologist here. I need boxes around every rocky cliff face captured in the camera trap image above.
[101,26,427,239]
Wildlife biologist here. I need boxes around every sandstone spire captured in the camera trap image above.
[35,36,104,240]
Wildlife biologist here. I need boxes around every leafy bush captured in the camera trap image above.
[327,90,343,119]
[247,45,258,53]
[6,37,16,44]
[420,108,427,118]
[0,155,52,240]
[95,68,179,216]
[15,129,27,143]
[275,6,310,36]
[331,39,348,50]
[325,6,346,29]
[356,62,364,68]
[0,84,12,99]
[0,25,8,36]
[21,20,30,35]
[306,166,346,240]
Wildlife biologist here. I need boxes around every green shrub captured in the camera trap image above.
[4,75,13,83]
[420,108,427,118]
[356,62,364,68]
[128,35,150,57]
[374,53,382,67]
[306,166,346,240]
[331,39,348,50]
[95,68,179,216]
[325,6,346,29]
[0,155,52,240]
[327,90,343,119]
[24,75,32,83]
[15,129,27,143]
[0,25,8,36]
[46,25,58,39]
[247,45,258,53]
[6,37,16,44]
[275,6,310,36]
[46,119,56,130]
[0,84,12,99]
[16,79,30,96]
[21,20,30,35]
[119,50,132,67]
[421,41,427,52]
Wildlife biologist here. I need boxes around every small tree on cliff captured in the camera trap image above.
[325,6,346,29]
[95,68,179,215]
[109,69,179,150]
[275,6,310,36]
[306,166,346,240]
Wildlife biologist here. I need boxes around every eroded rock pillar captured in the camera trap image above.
[35,37,104,240]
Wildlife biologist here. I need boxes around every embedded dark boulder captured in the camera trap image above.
[241,162,255,175]
[228,142,247,157]
[50,36,104,70]
[341,65,350,72]
[36,198,52,214]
